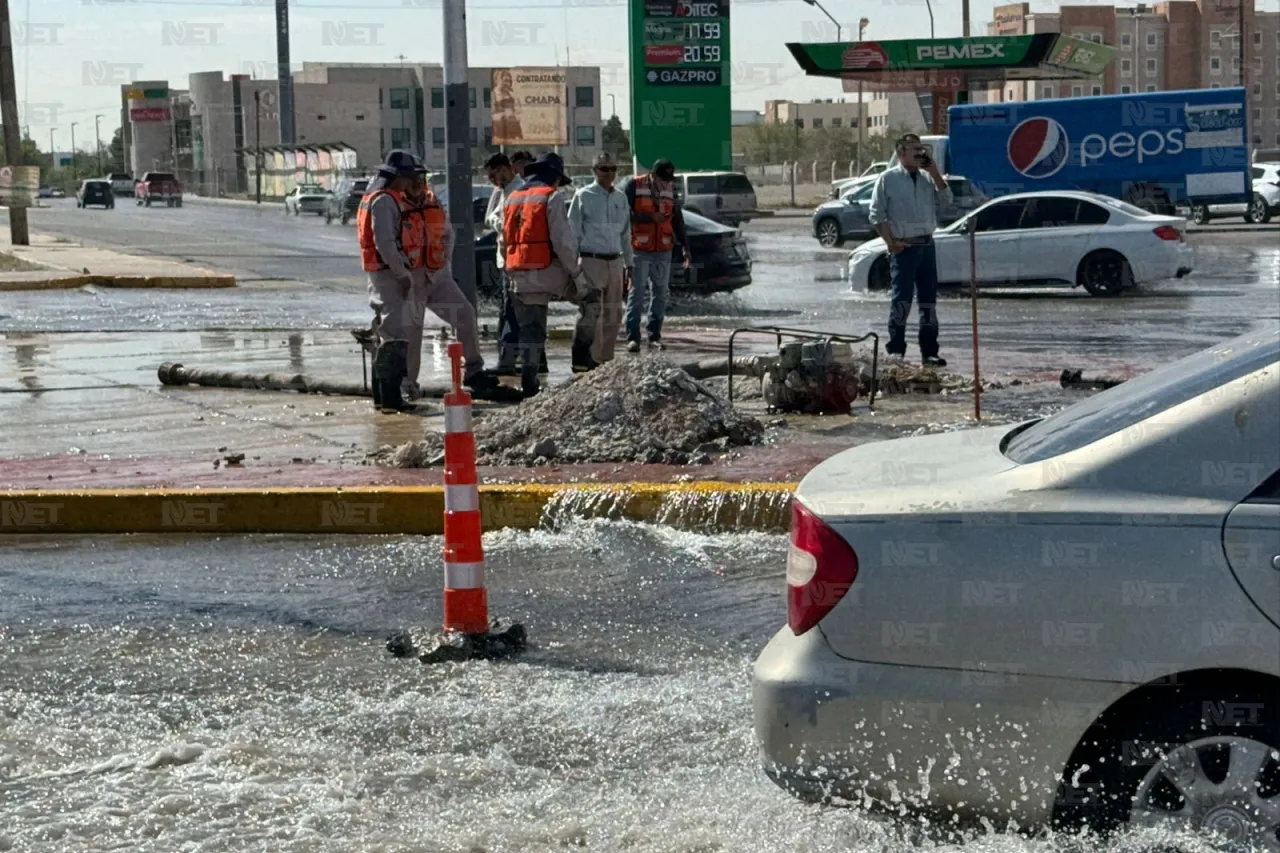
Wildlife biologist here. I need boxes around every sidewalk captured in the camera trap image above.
[0,233,235,291]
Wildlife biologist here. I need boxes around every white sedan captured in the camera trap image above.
[847,190,1193,296]
[754,327,1280,848]
[284,184,332,216]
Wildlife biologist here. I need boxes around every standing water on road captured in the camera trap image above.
[1,525,1214,852]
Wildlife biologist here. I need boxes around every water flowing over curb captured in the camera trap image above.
[0,483,796,536]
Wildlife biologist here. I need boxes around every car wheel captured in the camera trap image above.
[1249,194,1272,225]
[816,218,844,248]
[868,255,891,291]
[1078,250,1132,296]
[1052,688,1280,847]
[1192,204,1211,225]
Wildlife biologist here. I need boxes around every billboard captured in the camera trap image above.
[629,0,732,172]
[490,67,567,147]
[130,107,171,122]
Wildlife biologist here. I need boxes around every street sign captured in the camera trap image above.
[629,0,731,172]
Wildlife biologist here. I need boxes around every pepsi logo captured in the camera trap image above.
[1008,117,1069,179]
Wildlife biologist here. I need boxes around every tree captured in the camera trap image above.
[0,132,45,167]
[601,115,630,161]
[108,127,125,173]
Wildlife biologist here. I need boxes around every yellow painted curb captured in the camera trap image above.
[0,482,797,536]
[0,274,236,291]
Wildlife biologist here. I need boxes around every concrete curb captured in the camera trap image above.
[0,274,237,291]
[0,482,796,535]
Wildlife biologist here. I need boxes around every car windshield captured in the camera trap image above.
[1003,328,1280,463]
[299,185,324,193]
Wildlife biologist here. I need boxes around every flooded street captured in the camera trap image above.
[0,525,1220,853]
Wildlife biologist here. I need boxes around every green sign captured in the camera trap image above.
[788,34,1114,86]
[142,87,168,100]
[629,0,732,172]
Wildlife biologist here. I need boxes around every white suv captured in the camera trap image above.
[1191,162,1280,225]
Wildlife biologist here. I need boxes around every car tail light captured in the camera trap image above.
[1153,225,1180,241]
[786,500,859,635]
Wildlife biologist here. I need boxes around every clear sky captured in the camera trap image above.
[12,0,1280,147]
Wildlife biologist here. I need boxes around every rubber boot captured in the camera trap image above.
[374,341,416,413]
[571,343,599,374]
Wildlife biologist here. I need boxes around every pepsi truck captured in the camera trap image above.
[947,87,1250,216]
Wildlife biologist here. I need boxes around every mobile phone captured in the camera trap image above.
[918,149,932,167]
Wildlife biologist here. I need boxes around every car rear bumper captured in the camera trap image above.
[753,624,1125,828]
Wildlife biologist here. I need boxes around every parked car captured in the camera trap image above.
[49,187,65,198]
[674,171,757,226]
[1190,162,1280,225]
[75,179,115,209]
[284,184,332,216]
[474,206,751,299]
[324,177,371,225]
[135,172,182,207]
[36,186,52,199]
[755,326,1280,845]
[813,176,986,248]
[829,163,889,199]
[847,190,1192,296]
[107,172,134,197]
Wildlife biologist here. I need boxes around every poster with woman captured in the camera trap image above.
[490,67,566,147]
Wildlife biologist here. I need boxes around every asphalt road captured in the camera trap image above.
[3,197,1278,376]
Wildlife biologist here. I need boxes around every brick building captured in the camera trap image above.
[986,0,1279,151]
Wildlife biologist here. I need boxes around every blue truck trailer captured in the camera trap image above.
[947,87,1250,215]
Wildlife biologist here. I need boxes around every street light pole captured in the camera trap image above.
[608,93,616,118]
[70,122,77,179]
[48,127,54,170]
[800,0,840,41]
[443,0,477,308]
[94,114,103,175]
[254,89,262,204]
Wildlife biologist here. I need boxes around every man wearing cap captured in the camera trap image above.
[484,150,539,375]
[569,152,632,364]
[503,152,590,398]
[625,158,691,353]
[358,150,498,412]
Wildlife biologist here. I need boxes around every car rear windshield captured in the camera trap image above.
[1096,196,1155,217]
[108,173,130,180]
[147,173,176,182]
[1004,329,1280,463]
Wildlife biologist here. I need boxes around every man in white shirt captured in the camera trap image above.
[568,152,633,364]
[484,150,535,374]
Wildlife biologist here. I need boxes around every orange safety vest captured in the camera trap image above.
[630,174,675,253]
[357,187,449,272]
[503,184,555,271]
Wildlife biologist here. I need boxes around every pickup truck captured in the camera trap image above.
[135,172,182,208]
[107,172,134,196]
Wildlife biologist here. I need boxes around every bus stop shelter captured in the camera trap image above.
[786,35,1115,134]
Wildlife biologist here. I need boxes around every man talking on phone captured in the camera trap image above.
[869,133,952,367]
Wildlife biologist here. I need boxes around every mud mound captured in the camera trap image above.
[377,357,764,467]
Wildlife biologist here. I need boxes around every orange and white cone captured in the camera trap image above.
[442,342,489,635]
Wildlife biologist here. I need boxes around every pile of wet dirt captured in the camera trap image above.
[376,357,764,467]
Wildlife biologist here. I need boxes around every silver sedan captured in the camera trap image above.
[755,327,1280,848]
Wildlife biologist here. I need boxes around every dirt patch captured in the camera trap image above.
[0,252,46,273]
[375,357,764,468]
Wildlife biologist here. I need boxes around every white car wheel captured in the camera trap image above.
[1192,204,1211,225]
[1250,194,1272,225]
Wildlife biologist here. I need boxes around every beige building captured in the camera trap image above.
[763,94,926,134]
[985,0,1280,151]
[125,63,604,196]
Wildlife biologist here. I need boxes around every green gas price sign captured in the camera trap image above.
[629,0,732,173]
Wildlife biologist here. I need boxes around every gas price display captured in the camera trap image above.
[630,0,732,170]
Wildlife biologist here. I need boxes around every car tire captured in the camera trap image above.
[1248,194,1272,225]
[868,255,891,291]
[1051,686,1280,844]
[1191,204,1211,225]
[1078,250,1132,297]
[816,218,844,248]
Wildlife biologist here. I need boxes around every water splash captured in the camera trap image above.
[538,484,792,533]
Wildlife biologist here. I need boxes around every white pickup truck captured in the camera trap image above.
[107,172,134,197]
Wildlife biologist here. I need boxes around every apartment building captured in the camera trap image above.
[985,1,1280,150]
[124,63,603,195]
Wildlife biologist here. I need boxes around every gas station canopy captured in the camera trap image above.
[787,34,1115,92]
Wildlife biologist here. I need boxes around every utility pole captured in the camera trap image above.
[443,0,476,308]
[48,127,54,168]
[1238,0,1245,91]
[70,121,77,179]
[254,90,262,204]
[95,114,103,175]
[275,0,296,144]
[857,18,868,175]
[1,0,29,244]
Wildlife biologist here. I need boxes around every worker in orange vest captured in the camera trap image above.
[358,150,499,412]
[503,152,591,398]
[625,159,690,353]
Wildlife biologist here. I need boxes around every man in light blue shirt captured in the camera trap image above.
[869,133,953,367]
[569,152,633,364]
